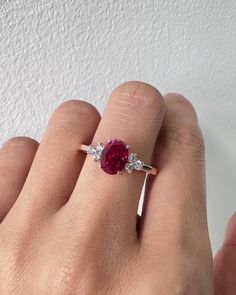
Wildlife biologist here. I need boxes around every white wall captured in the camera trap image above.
[0,0,236,253]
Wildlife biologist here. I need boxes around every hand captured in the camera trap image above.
[0,81,235,294]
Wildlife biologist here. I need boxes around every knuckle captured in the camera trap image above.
[55,100,100,122]
[111,81,165,117]
[167,93,196,109]
[48,100,100,143]
[166,93,198,117]
[3,137,38,151]
[52,261,78,293]
[165,124,205,161]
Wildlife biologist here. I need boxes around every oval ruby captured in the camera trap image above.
[100,139,129,175]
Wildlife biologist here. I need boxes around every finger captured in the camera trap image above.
[214,212,236,294]
[68,81,165,241]
[9,100,100,221]
[140,94,211,257]
[0,137,38,222]
[224,212,236,246]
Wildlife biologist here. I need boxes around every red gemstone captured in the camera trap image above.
[100,139,129,175]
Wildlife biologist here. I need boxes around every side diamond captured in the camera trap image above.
[96,143,105,151]
[128,153,138,163]
[87,145,96,155]
[125,162,135,174]
[93,153,101,161]
[125,153,143,173]
[87,144,105,162]
[134,160,143,170]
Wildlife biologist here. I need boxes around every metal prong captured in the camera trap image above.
[126,144,130,149]
[107,139,112,143]
[117,171,122,175]
[99,164,102,168]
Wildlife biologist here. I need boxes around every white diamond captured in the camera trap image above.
[87,145,96,155]
[128,153,138,163]
[93,153,101,161]
[96,143,105,151]
[134,160,143,170]
[86,143,104,161]
[125,163,135,174]
[89,143,104,161]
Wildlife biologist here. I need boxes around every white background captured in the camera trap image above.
[0,0,236,253]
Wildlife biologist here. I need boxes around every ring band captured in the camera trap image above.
[79,139,157,176]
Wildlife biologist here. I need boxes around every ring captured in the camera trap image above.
[79,139,157,175]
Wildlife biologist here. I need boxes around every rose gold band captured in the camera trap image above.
[140,164,157,176]
[79,144,90,153]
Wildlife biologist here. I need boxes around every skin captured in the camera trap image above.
[0,81,235,294]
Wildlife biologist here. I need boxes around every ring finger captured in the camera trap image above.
[68,81,165,242]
